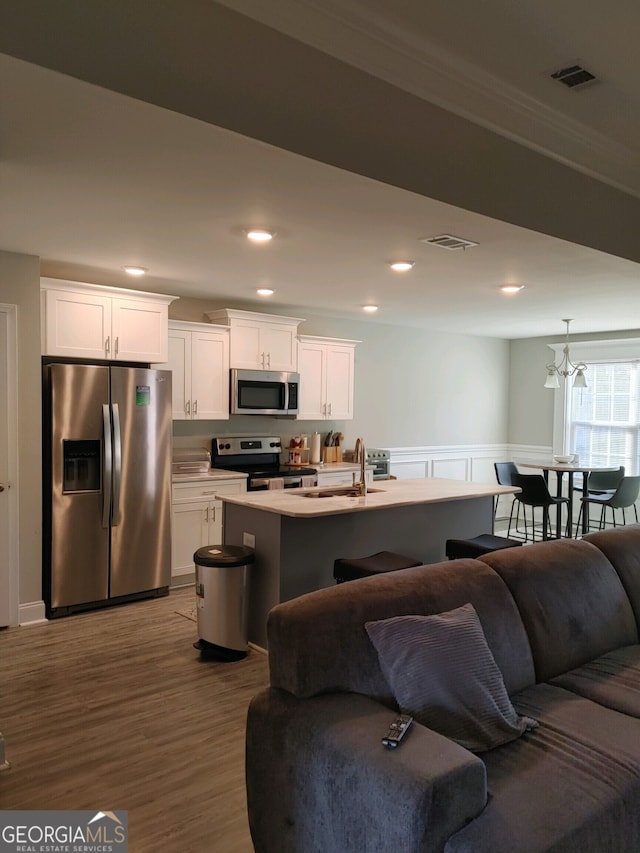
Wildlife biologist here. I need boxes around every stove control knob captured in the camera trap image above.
[270,441,280,448]
[224,443,231,450]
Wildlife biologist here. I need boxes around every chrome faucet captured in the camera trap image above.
[352,437,367,496]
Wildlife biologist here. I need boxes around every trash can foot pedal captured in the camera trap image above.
[193,639,247,662]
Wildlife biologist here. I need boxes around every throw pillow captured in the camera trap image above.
[365,603,538,753]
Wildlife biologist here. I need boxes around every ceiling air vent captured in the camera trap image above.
[550,64,596,89]
[420,234,478,251]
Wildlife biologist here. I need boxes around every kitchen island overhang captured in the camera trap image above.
[220,478,519,648]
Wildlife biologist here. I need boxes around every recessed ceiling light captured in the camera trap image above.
[122,266,147,276]
[389,261,415,272]
[245,229,275,243]
[257,288,274,296]
[362,304,379,313]
[500,284,525,294]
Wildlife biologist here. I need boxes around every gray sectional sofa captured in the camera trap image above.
[246,524,640,852]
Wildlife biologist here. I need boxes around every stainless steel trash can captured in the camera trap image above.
[193,544,255,660]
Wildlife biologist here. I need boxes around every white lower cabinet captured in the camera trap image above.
[171,478,245,583]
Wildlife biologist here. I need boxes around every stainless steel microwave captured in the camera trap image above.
[230,369,300,416]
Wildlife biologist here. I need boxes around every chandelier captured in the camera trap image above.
[544,319,587,389]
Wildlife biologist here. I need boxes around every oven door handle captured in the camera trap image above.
[251,478,270,489]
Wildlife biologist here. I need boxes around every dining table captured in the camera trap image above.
[516,459,619,537]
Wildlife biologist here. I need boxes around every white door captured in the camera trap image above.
[297,341,326,420]
[0,305,19,626]
[191,329,229,420]
[326,344,355,420]
[160,329,192,419]
[111,297,169,362]
[43,288,111,359]
[171,500,211,581]
[261,322,298,371]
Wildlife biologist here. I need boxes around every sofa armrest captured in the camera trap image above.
[246,688,487,853]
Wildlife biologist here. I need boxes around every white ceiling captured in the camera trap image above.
[1,0,639,339]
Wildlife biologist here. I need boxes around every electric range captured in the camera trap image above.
[211,435,318,491]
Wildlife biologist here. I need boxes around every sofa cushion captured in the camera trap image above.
[247,688,488,853]
[365,604,538,753]
[551,644,640,716]
[585,524,640,630]
[267,559,536,700]
[479,538,638,682]
[445,683,640,853]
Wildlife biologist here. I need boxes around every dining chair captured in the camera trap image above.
[510,473,570,541]
[573,465,626,497]
[575,475,640,536]
[585,465,626,495]
[494,462,522,535]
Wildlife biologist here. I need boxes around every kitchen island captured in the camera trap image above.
[221,478,518,648]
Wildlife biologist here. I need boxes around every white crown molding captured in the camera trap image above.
[218,0,640,198]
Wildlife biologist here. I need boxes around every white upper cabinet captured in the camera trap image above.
[156,321,230,420]
[297,335,359,420]
[41,278,176,362]
[206,308,303,372]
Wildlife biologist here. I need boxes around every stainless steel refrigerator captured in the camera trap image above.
[43,363,172,617]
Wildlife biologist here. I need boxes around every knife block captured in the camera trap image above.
[322,447,343,463]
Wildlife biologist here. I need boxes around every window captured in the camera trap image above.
[568,361,640,475]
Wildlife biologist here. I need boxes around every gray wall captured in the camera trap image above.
[170,298,510,450]
[0,250,42,605]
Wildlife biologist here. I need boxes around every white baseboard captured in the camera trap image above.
[19,600,47,626]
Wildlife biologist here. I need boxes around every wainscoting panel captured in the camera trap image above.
[390,443,552,485]
[432,457,468,481]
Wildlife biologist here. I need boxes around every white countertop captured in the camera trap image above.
[220,477,518,517]
[172,469,248,484]
[172,461,368,484]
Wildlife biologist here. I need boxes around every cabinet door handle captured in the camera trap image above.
[204,507,209,523]
[0,483,6,492]
[260,352,265,368]
[186,400,190,416]
[105,336,110,357]
[328,402,332,416]
[266,352,271,368]
[193,399,198,415]
[114,336,119,357]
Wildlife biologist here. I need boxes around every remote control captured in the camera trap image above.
[382,714,413,749]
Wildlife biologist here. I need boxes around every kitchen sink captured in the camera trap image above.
[299,486,385,498]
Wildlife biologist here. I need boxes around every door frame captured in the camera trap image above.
[0,304,19,626]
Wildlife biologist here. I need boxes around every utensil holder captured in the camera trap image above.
[322,447,342,463]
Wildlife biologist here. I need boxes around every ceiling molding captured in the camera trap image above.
[219,0,640,197]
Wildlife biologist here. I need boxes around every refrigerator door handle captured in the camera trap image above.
[112,402,122,526]
[102,404,112,528]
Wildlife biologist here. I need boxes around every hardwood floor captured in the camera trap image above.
[0,586,269,852]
